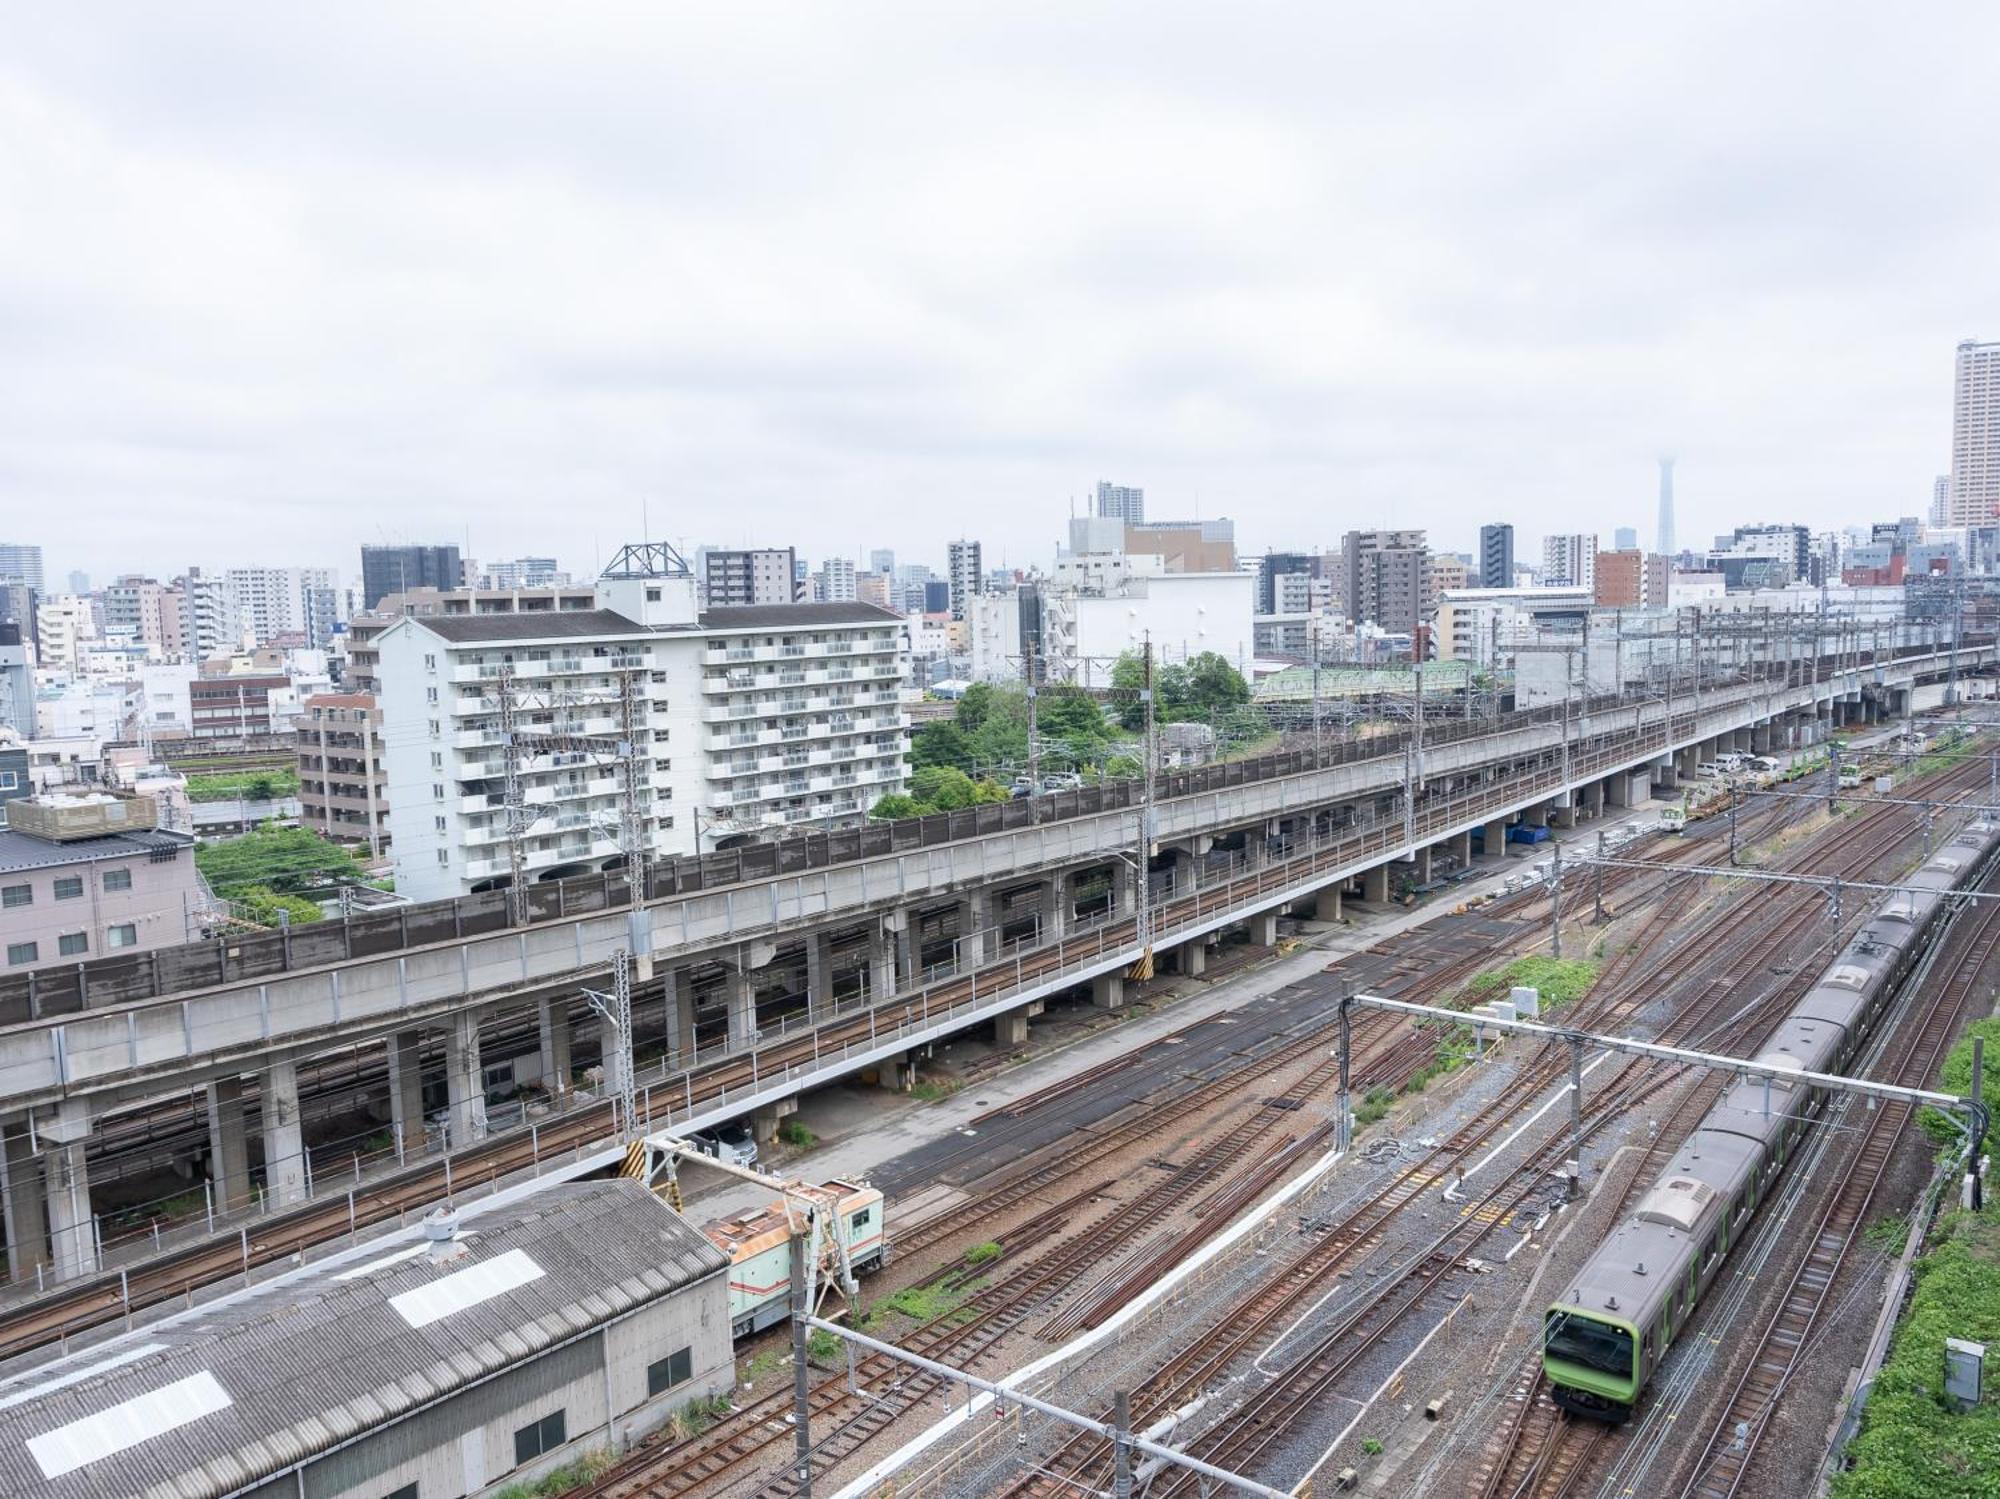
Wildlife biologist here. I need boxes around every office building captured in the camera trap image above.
[1343,530,1428,635]
[821,557,858,603]
[1095,481,1145,524]
[1541,534,1598,591]
[869,548,895,576]
[923,579,951,615]
[701,548,798,608]
[1434,585,1594,670]
[1613,526,1638,551]
[947,539,983,621]
[1126,518,1235,573]
[361,544,464,610]
[1932,475,1951,527]
[1478,524,1514,589]
[296,692,391,854]
[378,552,907,901]
[0,544,44,594]
[1949,339,2000,525]
[1720,523,1814,586]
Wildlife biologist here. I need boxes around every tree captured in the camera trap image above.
[1182,652,1250,717]
[1110,652,1149,730]
[868,794,923,821]
[911,720,973,772]
[911,765,980,809]
[954,682,996,731]
[195,823,368,901]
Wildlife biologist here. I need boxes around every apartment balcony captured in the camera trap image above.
[453,726,502,750]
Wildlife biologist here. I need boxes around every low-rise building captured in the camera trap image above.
[0,1181,732,1499]
[0,793,200,971]
[1434,585,1594,670]
[296,691,391,853]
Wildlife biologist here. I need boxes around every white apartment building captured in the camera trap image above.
[946,540,983,621]
[379,571,908,903]
[820,557,858,602]
[34,596,96,673]
[969,573,1255,687]
[223,566,337,646]
[1540,534,1598,591]
[1434,585,1594,670]
[179,570,235,658]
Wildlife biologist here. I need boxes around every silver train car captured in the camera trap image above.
[1544,815,2000,1419]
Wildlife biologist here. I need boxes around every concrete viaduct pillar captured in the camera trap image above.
[443,1012,487,1150]
[994,1007,1030,1045]
[957,891,994,968]
[1315,883,1344,922]
[870,918,899,1003]
[261,1058,308,1209]
[386,1030,426,1153]
[206,1077,253,1214]
[804,932,834,1008]
[536,999,572,1089]
[0,1122,49,1279]
[1249,909,1279,947]
[43,1101,97,1282]
[1483,819,1508,859]
[1364,864,1391,903]
[665,968,695,1062]
[1091,971,1125,1009]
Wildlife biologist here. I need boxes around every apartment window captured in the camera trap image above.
[647,1346,694,1396]
[433,784,445,801]
[103,868,132,893]
[6,942,35,966]
[428,719,440,737]
[107,924,137,949]
[434,816,447,833]
[0,771,15,790]
[436,849,449,866]
[58,932,87,956]
[1,885,28,909]
[53,877,83,901]
[513,1410,567,1467]
[426,686,439,705]
[430,751,443,769]
[381,1485,418,1499]
[424,653,436,670]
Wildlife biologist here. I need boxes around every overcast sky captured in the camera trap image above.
[5,5,1997,586]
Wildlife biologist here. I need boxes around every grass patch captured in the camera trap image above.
[185,767,301,803]
[664,1394,734,1440]
[1919,1017,2000,1146]
[1352,1085,1396,1127]
[884,1274,989,1325]
[1403,1031,1476,1095]
[1862,1216,1910,1258]
[1834,1204,2000,1497]
[1464,955,1600,1013]
[1361,1437,1384,1456]
[488,1448,614,1499]
[778,1119,818,1149]
[806,1328,843,1364]
[963,1240,1004,1266]
[741,1347,788,1382]
[908,1078,960,1103]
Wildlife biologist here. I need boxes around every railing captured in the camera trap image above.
[1,639,1981,1025]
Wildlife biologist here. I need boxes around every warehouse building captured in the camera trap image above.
[0,1181,732,1498]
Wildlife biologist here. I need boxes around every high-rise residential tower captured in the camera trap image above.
[0,544,44,594]
[1094,481,1145,525]
[947,539,983,621]
[1950,339,2000,525]
[1478,524,1514,589]
[360,544,463,610]
[1656,458,1676,557]
[1541,534,1598,591]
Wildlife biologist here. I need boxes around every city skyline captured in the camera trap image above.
[5,9,1995,578]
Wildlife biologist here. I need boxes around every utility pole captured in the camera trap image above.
[580,949,636,1139]
[1549,842,1563,960]
[1024,636,1040,796]
[617,661,649,904]
[1311,618,1324,762]
[498,663,530,927]
[1728,781,1739,866]
[789,1220,814,1497]
[1828,741,1841,814]
[1592,829,1607,923]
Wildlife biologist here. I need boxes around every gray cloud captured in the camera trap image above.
[3,2,1996,583]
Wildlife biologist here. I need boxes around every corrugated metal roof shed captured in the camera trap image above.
[0,1181,725,1499]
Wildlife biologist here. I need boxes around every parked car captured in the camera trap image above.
[691,1123,759,1168]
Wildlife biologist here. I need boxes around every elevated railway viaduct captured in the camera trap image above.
[0,641,1988,1285]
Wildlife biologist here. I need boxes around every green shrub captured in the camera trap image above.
[778,1119,817,1148]
[963,1240,1003,1266]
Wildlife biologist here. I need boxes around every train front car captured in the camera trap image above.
[1544,1301,1642,1419]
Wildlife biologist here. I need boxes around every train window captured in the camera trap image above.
[851,1207,872,1229]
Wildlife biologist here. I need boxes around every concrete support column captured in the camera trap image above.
[206,1077,253,1214]
[261,1059,308,1209]
[877,1051,912,1093]
[749,1098,795,1144]
[1110,861,1135,917]
[1,1123,49,1279]
[443,1011,487,1149]
[42,1102,96,1281]
[725,966,758,1049]
[804,933,833,1009]
[386,1030,426,1153]
[1179,941,1208,978]
[870,921,898,1002]
[958,892,994,967]
[1249,909,1279,947]
[1091,971,1125,1009]
[1041,877,1069,944]
[1455,829,1474,868]
[536,999,572,1089]
[1483,819,1508,859]
[1364,864,1391,903]
[1413,845,1434,883]
[995,1008,1030,1045]
[665,969,695,1061]
[1314,884,1344,923]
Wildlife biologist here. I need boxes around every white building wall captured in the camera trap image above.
[1067,572,1254,680]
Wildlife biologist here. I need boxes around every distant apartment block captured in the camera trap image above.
[188,675,290,740]
[295,692,390,854]
[360,544,464,610]
[1593,549,1669,608]
[702,548,799,608]
[821,557,858,602]
[485,556,567,589]
[0,794,200,973]
[1541,533,1598,591]
[1343,530,1428,635]
[947,539,983,622]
